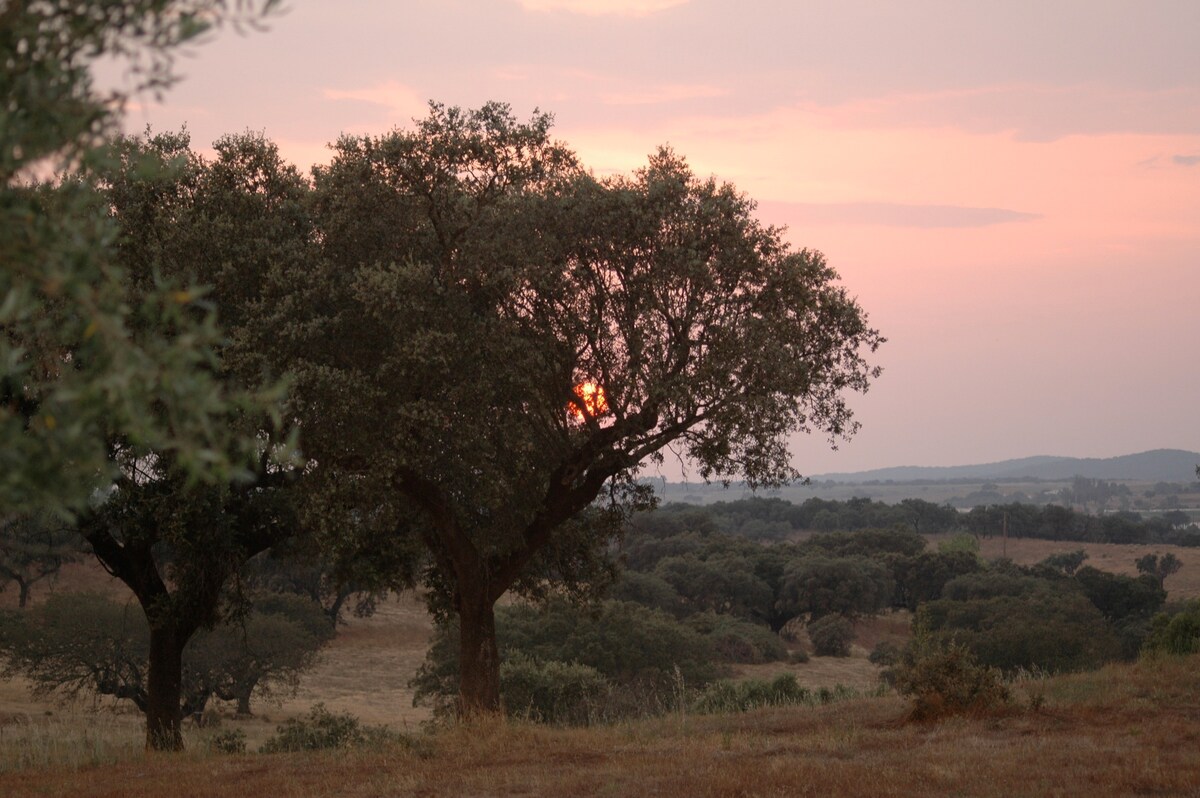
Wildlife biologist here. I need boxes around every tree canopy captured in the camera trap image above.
[280,102,883,713]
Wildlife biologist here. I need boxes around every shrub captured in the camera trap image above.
[208,729,247,755]
[259,704,400,753]
[500,653,610,725]
[891,641,1010,721]
[411,599,719,721]
[1143,601,1200,656]
[868,641,901,666]
[692,674,811,714]
[686,612,788,664]
[916,591,1121,673]
[807,615,854,657]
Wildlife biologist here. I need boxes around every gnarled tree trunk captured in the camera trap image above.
[145,626,186,751]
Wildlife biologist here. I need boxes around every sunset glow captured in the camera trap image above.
[107,1,1200,475]
[569,381,608,423]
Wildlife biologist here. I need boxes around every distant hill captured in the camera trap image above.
[812,449,1200,484]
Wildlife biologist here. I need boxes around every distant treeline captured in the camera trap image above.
[962,503,1200,547]
[654,496,1200,547]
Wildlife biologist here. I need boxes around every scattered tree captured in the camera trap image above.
[0,591,331,722]
[777,556,893,622]
[1134,552,1183,589]
[0,514,81,608]
[1039,549,1089,577]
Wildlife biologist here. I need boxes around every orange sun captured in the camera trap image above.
[569,381,608,422]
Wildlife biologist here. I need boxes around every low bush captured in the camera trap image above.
[686,612,788,664]
[868,640,901,666]
[1143,601,1200,656]
[890,641,1010,721]
[259,704,401,753]
[692,674,811,714]
[207,729,246,755]
[807,615,854,657]
[500,654,609,726]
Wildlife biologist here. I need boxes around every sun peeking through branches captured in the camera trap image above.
[569,381,609,424]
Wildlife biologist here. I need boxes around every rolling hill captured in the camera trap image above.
[811,448,1200,484]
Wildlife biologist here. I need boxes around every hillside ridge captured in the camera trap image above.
[810,448,1200,484]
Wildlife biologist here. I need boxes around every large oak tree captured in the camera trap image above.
[289,103,883,713]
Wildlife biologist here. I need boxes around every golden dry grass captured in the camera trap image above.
[5,539,1200,795]
[965,536,1200,600]
[3,655,1199,797]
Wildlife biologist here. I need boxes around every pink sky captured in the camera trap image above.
[108,0,1200,477]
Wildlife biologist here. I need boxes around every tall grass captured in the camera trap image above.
[0,712,142,772]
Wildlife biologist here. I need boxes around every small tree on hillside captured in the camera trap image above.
[1039,549,1089,577]
[1135,553,1182,589]
[0,515,81,608]
[807,614,854,657]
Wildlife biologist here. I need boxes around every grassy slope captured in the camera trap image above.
[1,655,1199,797]
[4,541,1200,795]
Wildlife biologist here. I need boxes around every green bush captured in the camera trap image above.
[807,615,854,657]
[500,653,610,725]
[260,704,400,753]
[1143,601,1200,655]
[891,641,1010,721]
[208,729,247,755]
[692,674,811,714]
[411,599,719,721]
[686,612,787,664]
[916,591,1121,673]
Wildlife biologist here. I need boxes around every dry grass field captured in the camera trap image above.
[3,536,1199,795]
[1,655,1199,797]
[964,536,1200,600]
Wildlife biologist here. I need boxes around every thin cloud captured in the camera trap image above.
[323,81,428,123]
[807,84,1200,142]
[769,201,1040,229]
[1172,154,1200,166]
[515,0,689,16]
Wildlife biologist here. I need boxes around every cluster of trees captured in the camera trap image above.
[415,502,1187,722]
[962,503,1199,546]
[664,496,962,540]
[3,0,884,750]
[914,557,1172,671]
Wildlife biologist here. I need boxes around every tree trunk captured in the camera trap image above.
[17,579,30,609]
[145,626,186,751]
[236,683,255,716]
[457,585,501,716]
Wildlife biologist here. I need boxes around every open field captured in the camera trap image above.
[4,535,1199,794]
[961,535,1200,600]
[2,654,1199,797]
[0,569,893,758]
